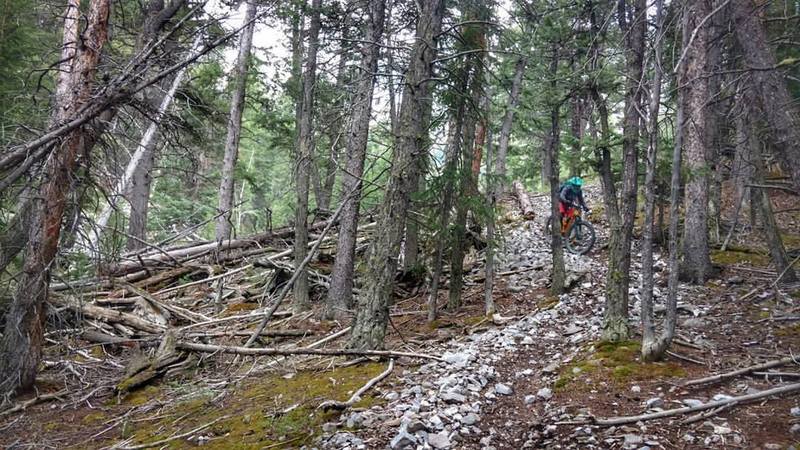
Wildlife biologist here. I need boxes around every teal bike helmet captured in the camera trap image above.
[567,176,584,187]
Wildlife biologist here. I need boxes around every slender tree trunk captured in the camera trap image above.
[349,0,444,350]
[484,127,496,316]
[752,142,797,283]
[324,0,387,319]
[215,1,257,242]
[680,0,714,283]
[723,91,757,250]
[495,57,526,194]
[640,0,670,361]
[731,0,800,194]
[0,0,110,400]
[602,0,645,342]
[544,50,565,296]
[427,121,461,322]
[0,187,34,273]
[568,88,584,178]
[293,0,322,312]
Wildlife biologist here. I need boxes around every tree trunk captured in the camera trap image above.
[324,0,387,319]
[293,0,322,312]
[544,49,565,296]
[752,143,797,283]
[602,0,645,342]
[640,0,670,361]
[568,91,584,178]
[723,89,757,250]
[349,0,444,350]
[0,0,110,399]
[680,0,714,284]
[731,0,800,194]
[484,127,496,316]
[495,56,527,194]
[447,13,487,312]
[427,121,461,322]
[215,1,256,242]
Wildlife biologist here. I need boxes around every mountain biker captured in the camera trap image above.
[558,177,590,233]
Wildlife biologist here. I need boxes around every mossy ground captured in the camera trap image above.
[711,248,770,267]
[554,340,686,391]
[110,363,387,449]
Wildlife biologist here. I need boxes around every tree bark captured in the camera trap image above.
[484,127,496,316]
[427,121,461,322]
[0,0,110,399]
[447,13,487,312]
[495,56,526,194]
[640,0,671,361]
[293,0,322,312]
[731,0,800,194]
[349,0,444,350]
[602,0,645,342]
[215,1,257,242]
[752,141,797,283]
[680,0,714,284]
[543,48,565,296]
[324,0,387,319]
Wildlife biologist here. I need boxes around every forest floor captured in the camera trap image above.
[1,184,800,449]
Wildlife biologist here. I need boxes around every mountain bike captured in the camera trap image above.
[545,208,596,255]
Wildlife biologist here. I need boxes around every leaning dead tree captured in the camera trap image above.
[0,0,111,400]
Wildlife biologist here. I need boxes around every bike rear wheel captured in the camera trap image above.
[565,220,596,255]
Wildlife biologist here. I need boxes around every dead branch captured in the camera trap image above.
[0,389,68,418]
[175,341,443,361]
[680,402,737,425]
[683,355,798,387]
[592,382,800,426]
[117,416,227,449]
[319,358,395,411]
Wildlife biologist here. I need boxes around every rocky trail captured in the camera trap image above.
[2,185,800,449]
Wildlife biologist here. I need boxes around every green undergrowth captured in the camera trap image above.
[537,295,560,310]
[116,363,387,449]
[554,341,686,391]
[711,248,770,267]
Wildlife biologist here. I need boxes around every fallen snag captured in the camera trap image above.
[175,341,443,361]
[683,355,799,387]
[592,382,800,426]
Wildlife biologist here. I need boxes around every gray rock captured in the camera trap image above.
[542,362,559,374]
[645,397,663,409]
[385,392,399,401]
[441,391,466,404]
[791,406,800,417]
[622,434,643,446]
[682,399,704,408]
[495,383,513,395]
[389,430,417,449]
[537,387,553,400]
[322,422,338,433]
[791,424,800,435]
[461,413,480,426]
[524,395,536,405]
[630,385,641,394]
[427,432,451,449]
[443,352,471,368]
[406,419,427,433]
[682,318,705,329]
[712,393,733,402]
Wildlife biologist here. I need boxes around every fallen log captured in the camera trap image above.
[175,341,443,361]
[592,382,800,426]
[512,180,536,219]
[683,355,798,387]
[104,221,330,276]
[52,296,165,334]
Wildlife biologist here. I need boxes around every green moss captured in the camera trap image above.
[780,232,800,249]
[776,323,800,337]
[120,385,162,406]
[537,295,559,310]
[124,363,388,449]
[82,412,107,424]
[553,341,686,391]
[711,249,769,267]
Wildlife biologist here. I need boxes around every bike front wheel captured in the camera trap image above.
[566,220,596,255]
